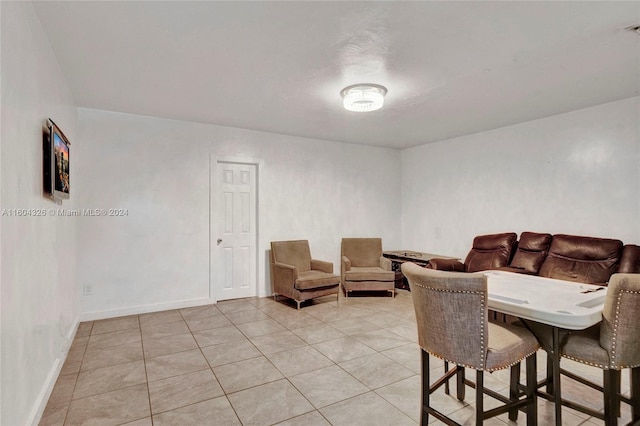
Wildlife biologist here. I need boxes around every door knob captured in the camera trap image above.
[217,238,223,245]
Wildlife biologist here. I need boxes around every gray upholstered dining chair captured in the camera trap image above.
[530,273,640,426]
[401,263,540,426]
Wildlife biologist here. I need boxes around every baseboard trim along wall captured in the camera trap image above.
[80,297,218,322]
[29,320,79,426]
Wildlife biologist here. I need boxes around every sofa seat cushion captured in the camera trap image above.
[345,266,394,282]
[295,270,340,290]
[538,234,623,284]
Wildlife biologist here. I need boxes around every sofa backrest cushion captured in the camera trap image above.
[341,238,383,267]
[618,244,640,273]
[538,234,623,284]
[464,232,517,273]
[509,232,552,274]
[271,240,311,272]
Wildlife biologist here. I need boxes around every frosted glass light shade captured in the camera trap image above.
[340,84,387,112]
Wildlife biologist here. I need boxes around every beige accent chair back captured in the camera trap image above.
[270,240,340,309]
[342,238,383,267]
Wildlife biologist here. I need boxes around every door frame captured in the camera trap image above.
[210,155,264,302]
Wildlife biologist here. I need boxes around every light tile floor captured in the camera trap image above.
[39,290,633,425]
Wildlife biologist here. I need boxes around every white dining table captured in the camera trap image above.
[484,270,608,426]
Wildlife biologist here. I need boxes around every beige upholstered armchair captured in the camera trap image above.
[270,240,340,309]
[341,238,395,297]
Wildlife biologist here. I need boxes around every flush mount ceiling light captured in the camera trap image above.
[340,84,387,112]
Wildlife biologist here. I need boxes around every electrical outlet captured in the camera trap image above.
[83,284,93,296]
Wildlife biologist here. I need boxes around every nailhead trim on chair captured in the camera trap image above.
[411,281,536,371]
[610,289,640,369]
[480,296,485,369]
[426,349,540,372]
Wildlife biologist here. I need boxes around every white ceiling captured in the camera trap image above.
[34,1,640,149]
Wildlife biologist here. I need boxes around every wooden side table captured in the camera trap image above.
[383,251,458,290]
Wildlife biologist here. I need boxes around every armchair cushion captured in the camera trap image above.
[296,270,341,290]
[464,232,517,273]
[344,266,394,282]
[538,234,623,284]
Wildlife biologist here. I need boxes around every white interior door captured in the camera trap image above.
[214,162,257,300]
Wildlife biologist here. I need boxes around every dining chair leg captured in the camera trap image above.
[509,362,521,421]
[551,327,562,426]
[444,361,450,395]
[546,355,554,395]
[631,367,640,423]
[457,366,466,401]
[421,350,430,426]
[613,369,621,417]
[526,354,538,426]
[475,370,484,426]
[603,369,617,426]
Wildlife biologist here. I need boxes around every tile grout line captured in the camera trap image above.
[61,321,93,426]
[187,306,244,425]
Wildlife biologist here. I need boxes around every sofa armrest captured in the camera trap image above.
[428,258,465,272]
[311,259,333,274]
[379,256,392,271]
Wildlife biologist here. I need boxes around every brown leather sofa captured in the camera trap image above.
[428,232,640,285]
[428,232,518,273]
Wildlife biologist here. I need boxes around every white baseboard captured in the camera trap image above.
[28,319,79,426]
[80,297,217,322]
